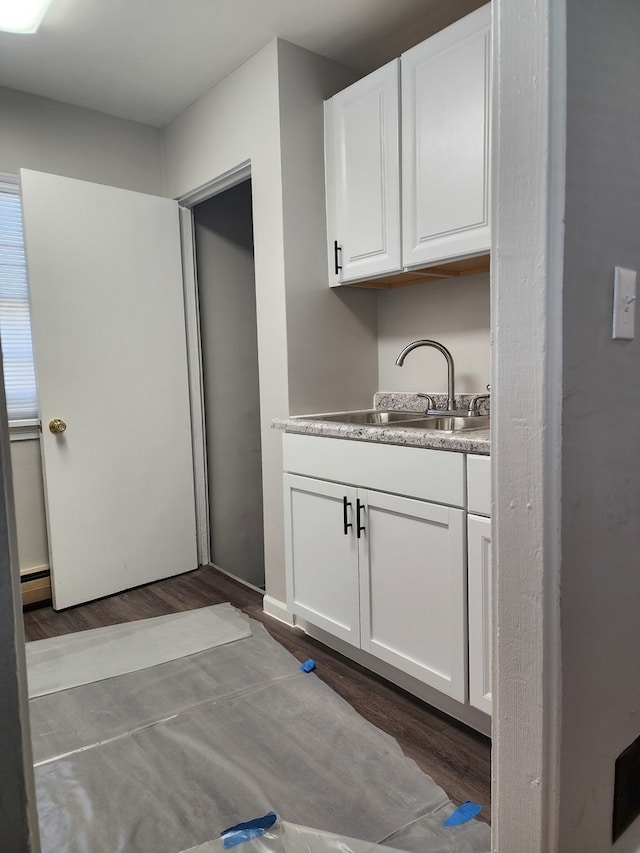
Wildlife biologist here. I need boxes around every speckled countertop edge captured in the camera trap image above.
[272,392,490,456]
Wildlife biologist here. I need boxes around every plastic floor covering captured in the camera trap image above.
[28,604,491,853]
[27,602,252,698]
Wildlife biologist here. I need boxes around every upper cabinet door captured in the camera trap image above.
[401,4,491,268]
[325,60,401,285]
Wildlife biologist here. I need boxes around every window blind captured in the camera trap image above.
[0,179,38,422]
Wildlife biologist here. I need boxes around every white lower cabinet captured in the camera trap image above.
[467,513,492,715]
[284,471,466,702]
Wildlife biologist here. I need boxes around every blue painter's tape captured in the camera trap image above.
[300,658,316,672]
[443,801,483,826]
[221,811,277,848]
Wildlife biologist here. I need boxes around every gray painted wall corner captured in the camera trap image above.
[0,379,39,851]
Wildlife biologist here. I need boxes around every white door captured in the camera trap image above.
[20,170,197,610]
[401,4,491,267]
[468,513,492,715]
[325,59,401,284]
[283,474,360,645]
[358,489,466,701]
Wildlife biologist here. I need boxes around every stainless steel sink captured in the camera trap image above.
[409,415,490,431]
[312,410,489,431]
[314,409,427,425]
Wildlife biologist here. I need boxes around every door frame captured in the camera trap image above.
[491,0,564,848]
[176,160,253,568]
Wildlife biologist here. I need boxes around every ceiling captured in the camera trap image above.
[0,0,485,127]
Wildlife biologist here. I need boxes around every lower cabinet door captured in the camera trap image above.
[283,474,360,645]
[467,513,492,715]
[358,489,466,701]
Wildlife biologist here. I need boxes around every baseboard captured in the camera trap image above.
[262,595,295,626]
[20,563,50,577]
[20,564,51,607]
[207,562,264,595]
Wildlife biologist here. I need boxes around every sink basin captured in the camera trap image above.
[311,410,489,431]
[314,409,426,425]
[409,415,490,432]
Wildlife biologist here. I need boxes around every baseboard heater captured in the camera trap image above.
[21,566,51,607]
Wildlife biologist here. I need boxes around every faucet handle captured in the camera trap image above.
[416,393,435,412]
[468,391,490,415]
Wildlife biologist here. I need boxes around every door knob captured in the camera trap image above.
[49,418,67,434]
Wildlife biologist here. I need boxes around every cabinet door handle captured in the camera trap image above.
[342,496,352,535]
[334,240,342,275]
[356,499,365,539]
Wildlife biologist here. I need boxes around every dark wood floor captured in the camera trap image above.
[23,565,491,822]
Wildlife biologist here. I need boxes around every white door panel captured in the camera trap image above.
[284,474,360,645]
[358,490,466,702]
[401,4,491,266]
[20,170,197,609]
[325,60,401,284]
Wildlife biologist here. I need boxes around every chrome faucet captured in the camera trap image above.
[395,339,457,412]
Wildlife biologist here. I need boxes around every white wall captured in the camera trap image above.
[0,87,166,575]
[558,2,640,849]
[491,0,565,848]
[376,273,490,394]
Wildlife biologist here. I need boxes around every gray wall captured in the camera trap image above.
[276,40,378,417]
[376,273,490,393]
[164,39,378,603]
[0,90,164,847]
[0,46,492,600]
[194,181,264,587]
[0,87,165,575]
[560,2,640,849]
[0,383,39,851]
[11,441,48,573]
[0,86,164,194]
[163,41,291,602]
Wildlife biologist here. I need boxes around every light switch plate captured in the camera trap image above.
[613,266,637,340]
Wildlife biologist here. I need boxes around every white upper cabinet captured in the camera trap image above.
[401,4,491,267]
[324,60,401,284]
[324,4,491,286]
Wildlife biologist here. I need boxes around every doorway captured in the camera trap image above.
[193,180,265,589]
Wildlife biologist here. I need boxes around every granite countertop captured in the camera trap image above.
[273,392,490,456]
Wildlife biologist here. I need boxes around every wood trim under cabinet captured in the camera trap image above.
[346,253,490,289]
